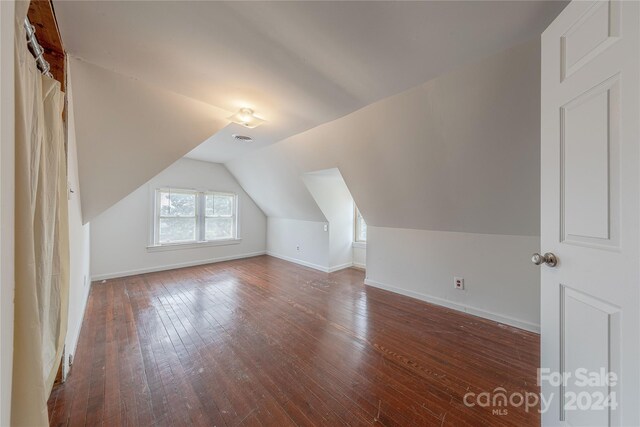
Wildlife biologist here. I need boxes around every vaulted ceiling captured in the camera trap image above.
[56,0,565,163]
[67,58,230,222]
[227,40,542,236]
[54,1,566,222]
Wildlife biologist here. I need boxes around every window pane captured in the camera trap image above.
[159,217,196,243]
[355,208,367,242]
[205,217,234,240]
[214,195,233,216]
[358,220,367,241]
[205,194,234,217]
[160,192,172,216]
[205,194,214,217]
[160,191,195,217]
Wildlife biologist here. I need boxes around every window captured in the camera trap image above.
[354,206,367,242]
[153,188,237,246]
[157,189,197,244]
[205,192,235,240]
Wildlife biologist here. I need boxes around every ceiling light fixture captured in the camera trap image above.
[228,108,266,129]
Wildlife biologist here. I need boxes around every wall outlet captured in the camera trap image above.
[454,277,464,290]
[296,245,300,251]
[323,224,328,232]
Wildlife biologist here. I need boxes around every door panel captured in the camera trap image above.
[560,74,619,248]
[561,1,620,80]
[562,286,620,426]
[541,1,639,425]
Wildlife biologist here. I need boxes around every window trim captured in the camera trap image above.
[155,188,199,244]
[146,238,242,252]
[150,187,239,249]
[203,190,237,242]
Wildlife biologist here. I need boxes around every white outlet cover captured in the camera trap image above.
[454,277,464,290]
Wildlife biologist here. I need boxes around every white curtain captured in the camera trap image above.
[12,2,69,425]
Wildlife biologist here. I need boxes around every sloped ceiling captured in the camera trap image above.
[302,169,355,267]
[55,0,566,164]
[228,144,327,222]
[226,40,541,237]
[68,58,230,222]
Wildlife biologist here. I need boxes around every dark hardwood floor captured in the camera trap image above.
[48,255,540,426]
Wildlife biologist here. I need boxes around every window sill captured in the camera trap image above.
[147,238,242,252]
[352,241,367,249]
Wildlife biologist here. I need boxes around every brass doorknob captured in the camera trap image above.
[532,252,557,267]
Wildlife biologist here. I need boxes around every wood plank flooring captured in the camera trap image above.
[48,255,540,426]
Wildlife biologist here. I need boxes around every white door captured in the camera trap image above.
[541,1,639,426]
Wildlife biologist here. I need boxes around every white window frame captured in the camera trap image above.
[354,205,367,244]
[155,188,199,245]
[203,191,238,242]
[149,188,240,250]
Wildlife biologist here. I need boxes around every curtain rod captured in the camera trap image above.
[24,17,53,78]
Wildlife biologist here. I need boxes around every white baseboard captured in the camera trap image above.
[266,252,356,273]
[266,251,330,272]
[92,251,266,281]
[352,262,366,270]
[328,262,354,273]
[364,278,540,333]
[64,281,90,379]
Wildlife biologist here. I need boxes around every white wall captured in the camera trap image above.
[65,67,92,372]
[267,169,356,273]
[0,1,15,423]
[352,246,366,269]
[365,227,539,331]
[302,169,354,270]
[91,158,266,280]
[228,39,541,330]
[266,218,329,271]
